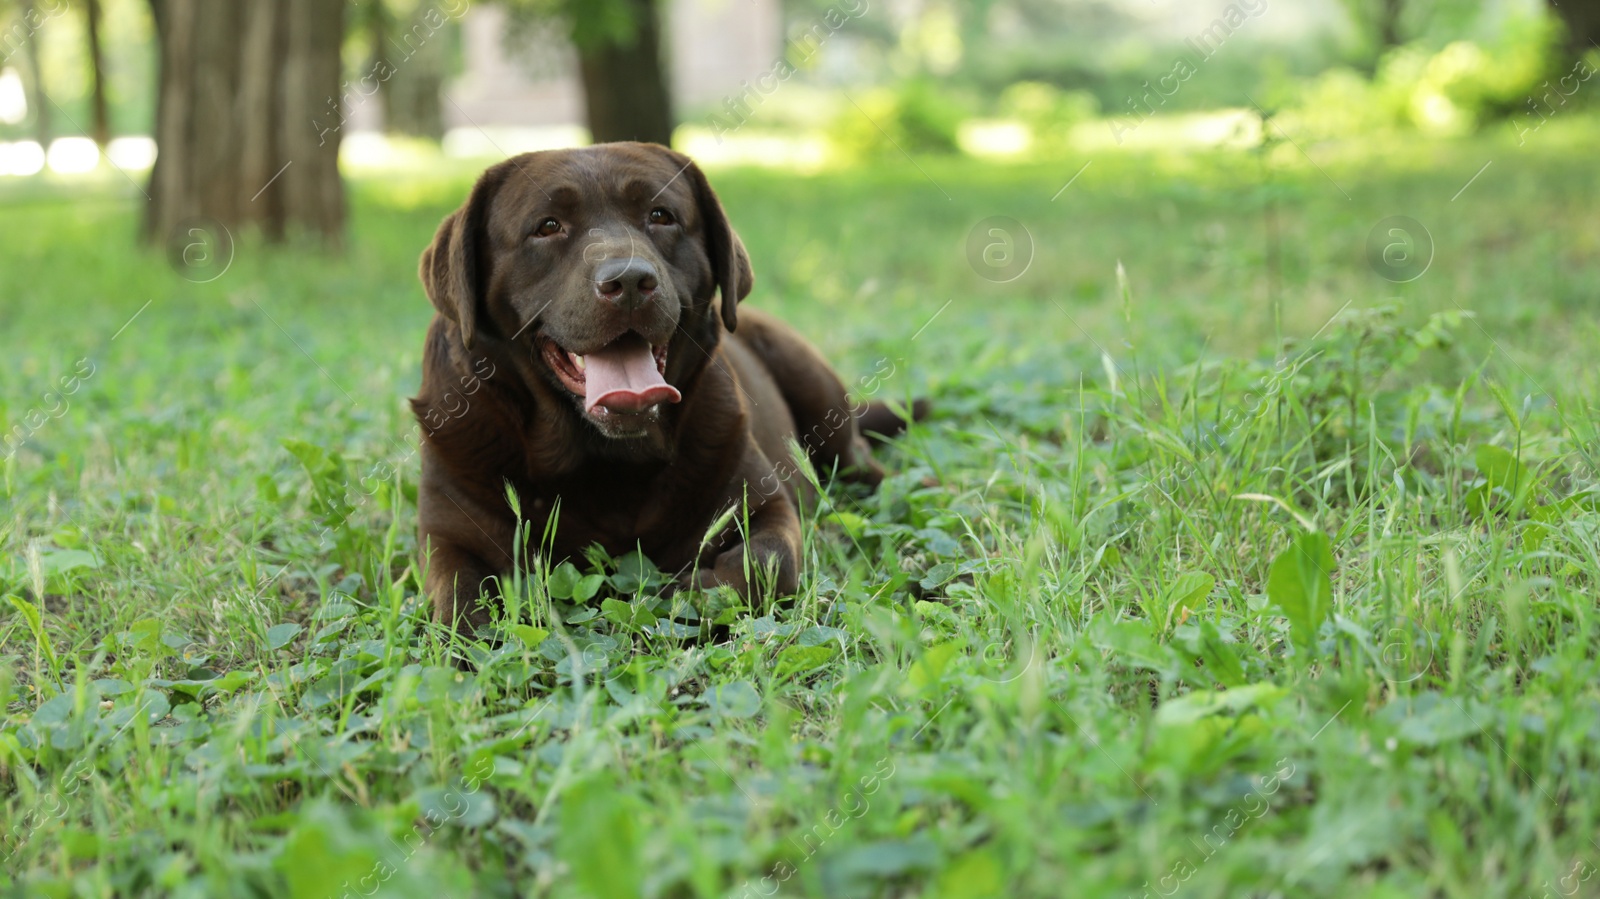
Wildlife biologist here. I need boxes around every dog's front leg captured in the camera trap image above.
[690,487,802,599]
[416,445,517,634]
[421,539,504,633]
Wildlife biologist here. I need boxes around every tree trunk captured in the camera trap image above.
[19,0,50,147]
[143,0,345,247]
[374,0,447,140]
[1377,0,1402,49]
[575,0,674,145]
[85,0,111,146]
[1546,0,1600,61]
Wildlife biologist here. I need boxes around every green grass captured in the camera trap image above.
[4,117,1600,898]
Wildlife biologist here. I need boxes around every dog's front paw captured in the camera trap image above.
[679,542,797,600]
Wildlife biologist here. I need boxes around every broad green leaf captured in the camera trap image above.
[706,681,761,718]
[913,599,959,628]
[797,625,848,647]
[275,803,381,899]
[1155,683,1285,726]
[1091,618,1178,677]
[919,561,959,591]
[546,562,583,600]
[905,642,961,694]
[415,784,497,829]
[510,624,549,650]
[125,619,166,656]
[31,694,77,727]
[1522,521,1550,552]
[313,600,356,621]
[562,606,599,625]
[60,830,103,862]
[826,510,870,538]
[774,644,836,681]
[558,774,641,899]
[1475,443,1532,499]
[37,548,100,575]
[1164,569,1209,627]
[610,551,666,593]
[299,666,365,710]
[281,439,353,523]
[572,573,605,603]
[1382,694,1488,747]
[137,692,171,724]
[146,669,253,700]
[207,670,254,694]
[917,527,962,556]
[601,597,657,630]
[1530,503,1564,524]
[312,620,350,644]
[1165,570,1215,616]
[936,848,1005,898]
[266,623,302,651]
[1463,483,1491,518]
[1195,619,1246,686]
[1267,531,1336,654]
[1092,543,1122,570]
[91,678,134,696]
[749,615,797,640]
[652,620,700,639]
[835,838,940,877]
[1523,503,1565,551]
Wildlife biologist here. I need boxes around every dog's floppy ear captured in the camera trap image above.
[419,169,504,350]
[683,159,754,332]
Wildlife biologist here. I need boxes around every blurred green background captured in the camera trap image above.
[0,0,1595,192]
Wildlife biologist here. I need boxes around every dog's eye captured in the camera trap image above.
[648,208,676,226]
[533,217,562,238]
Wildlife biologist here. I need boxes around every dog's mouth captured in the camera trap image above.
[539,332,680,415]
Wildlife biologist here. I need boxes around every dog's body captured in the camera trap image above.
[410,144,913,630]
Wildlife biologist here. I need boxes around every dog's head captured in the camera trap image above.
[420,143,753,440]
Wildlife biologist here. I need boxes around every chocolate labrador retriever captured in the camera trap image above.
[411,143,918,631]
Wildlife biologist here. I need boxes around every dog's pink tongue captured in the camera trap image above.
[583,334,680,413]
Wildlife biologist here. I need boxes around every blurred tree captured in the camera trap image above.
[82,0,109,146]
[1335,0,1485,63]
[503,0,673,144]
[777,0,1135,101]
[143,0,345,246]
[1380,0,1404,48]
[1545,0,1600,59]
[1337,0,1415,59]
[354,0,447,140]
[17,0,50,146]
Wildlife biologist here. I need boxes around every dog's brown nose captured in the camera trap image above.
[594,257,659,309]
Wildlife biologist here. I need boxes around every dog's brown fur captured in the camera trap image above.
[410,143,918,631]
